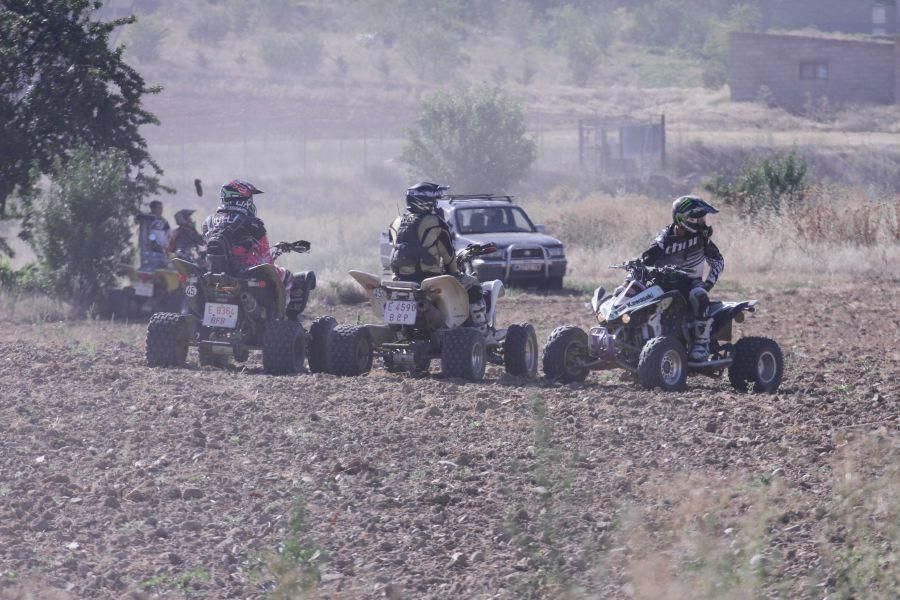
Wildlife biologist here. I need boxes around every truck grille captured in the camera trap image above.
[510,248,544,259]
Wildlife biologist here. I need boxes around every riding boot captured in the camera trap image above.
[690,318,713,362]
[469,299,488,335]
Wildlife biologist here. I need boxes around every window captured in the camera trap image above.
[455,207,536,234]
[873,5,887,25]
[799,62,828,80]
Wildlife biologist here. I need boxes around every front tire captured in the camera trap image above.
[441,328,486,382]
[262,319,306,375]
[146,313,189,367]
[637,336,688,391]
[728,336,784,393]
[542,326,589,383]
[504,323,538,378]
[328,325,373,376]
[307,316,336,373]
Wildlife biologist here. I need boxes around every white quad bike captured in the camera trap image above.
[542,259,784,392]
[326,243,538,382]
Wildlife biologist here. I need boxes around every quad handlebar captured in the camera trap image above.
[456,242,498,270]
[272,240,312,260]
[609,258,692,281]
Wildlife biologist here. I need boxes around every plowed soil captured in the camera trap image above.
[1,285,897,599]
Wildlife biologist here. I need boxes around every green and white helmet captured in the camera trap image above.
[672,195,718,234]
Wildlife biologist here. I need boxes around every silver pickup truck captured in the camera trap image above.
[380,195,567,289]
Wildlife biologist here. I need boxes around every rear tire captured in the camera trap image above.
[262,319,306,375]
[441,328,486,382]
[328,325,373,376]
[542,326,589,383]
[637,336,687,391]
[307,316,336,373]
[146,313,189,367]
[728,336,784,393]
[504,323,538,377]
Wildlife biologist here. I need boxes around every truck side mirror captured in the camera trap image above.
[535,224,547,233]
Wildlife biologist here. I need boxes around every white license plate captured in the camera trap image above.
[133,281,154,297]
[383,300,417,325]
[203,303,239,328]
[513,263,543,272]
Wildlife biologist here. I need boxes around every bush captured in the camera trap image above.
[545,6,612,86]
[704,151,809,214]
[401,88,536,193]
[259,33,324,76]
[127,15,168,63]
[29,147,144,310]
[399,25,467,78]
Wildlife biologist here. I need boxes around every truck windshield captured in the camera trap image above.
[456,207,536,234]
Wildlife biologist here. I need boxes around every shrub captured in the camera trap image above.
[259,33,324,76]
[127,15,168,63]
[401,88,537,193]
[545,6,612,86]
[400,25,467,78]
[29,147,144,310]
[704,151,809,214]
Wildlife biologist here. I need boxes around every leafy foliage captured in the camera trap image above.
[401,88,537,193]
[704,151,809,214]
[0,0,163,221]
[29,147,144,310]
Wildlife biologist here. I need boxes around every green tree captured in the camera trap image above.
[704,151,808,214]
[0,0,163,223]
[547,6,613,86]
[30,146,143,310]
[401,88,537,193]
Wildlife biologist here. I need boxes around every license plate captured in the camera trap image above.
[513,263,543,272]
[383,300,417,325]
[133,281,154,297]
[202,303,239,328]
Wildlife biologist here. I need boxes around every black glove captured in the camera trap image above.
[701,280,714,292]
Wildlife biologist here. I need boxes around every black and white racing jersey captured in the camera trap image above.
[641,225,724,286]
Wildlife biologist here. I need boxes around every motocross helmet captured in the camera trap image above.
[174,209,195,228]
[672,195,718,234]
[406,182,449,215]
[220,179,263,217]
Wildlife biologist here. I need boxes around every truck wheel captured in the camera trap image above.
[504,323,538,377]
[307,316,336,373]
[637,336,687,391]
[262,319,306,375]
[728,336,784,393]
[545,276,564,290]
[542,326,589,383]
[146,313,189,367]
[441,328,486,382]
[328,325,373,376]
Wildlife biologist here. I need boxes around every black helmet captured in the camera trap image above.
[174,209,195,228]
[406,182,449,215]
[672,195,718,234]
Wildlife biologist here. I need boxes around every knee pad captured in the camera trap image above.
[467,285,483,304]
[689,286,709,317]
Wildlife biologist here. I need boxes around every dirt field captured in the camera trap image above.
[0,284,897,599]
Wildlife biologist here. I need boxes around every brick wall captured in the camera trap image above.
[760,0,898,34]
[729,32,896,108]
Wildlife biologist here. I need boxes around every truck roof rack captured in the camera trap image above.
[445,194,514,204]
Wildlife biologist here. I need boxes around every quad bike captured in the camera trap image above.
[542,258,784,392]
[326,243,538,382]
[145,240,330,375]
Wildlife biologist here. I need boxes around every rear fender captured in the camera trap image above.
[711,300,757,339]
[483,279,503,327]
[244,264,286,318]
[350,270,387,319]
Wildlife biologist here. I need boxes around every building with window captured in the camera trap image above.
[729,31,900,108]
[760,0,899,35]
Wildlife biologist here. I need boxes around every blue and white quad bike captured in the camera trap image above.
[542,259,784,392]
[326,243,538,382]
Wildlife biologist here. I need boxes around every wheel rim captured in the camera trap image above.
[564,340,587,375]
[757,351,777,384]
[525,334,537,373]
[471,341,485,374]
[660,349,683,386]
